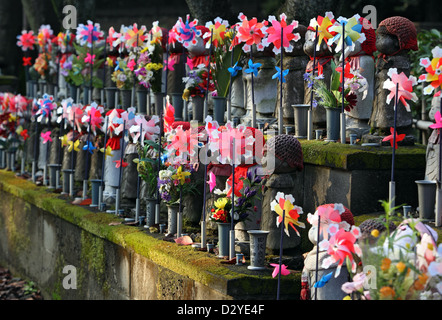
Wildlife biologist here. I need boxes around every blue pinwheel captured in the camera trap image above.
[82,140,96,155]
[114,60,123,72]
[272,66,289,83]
[313,272,333,288]
[244,59,261,77]
[228,61,242,77]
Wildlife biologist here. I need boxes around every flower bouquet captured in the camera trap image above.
[157,164,198,206]
[111,56,135,90]
[210,168,263,224]
[342,201,442,300]
[146,21,165,93]
[304,60,367,111]
[182,64,213,101]
[203,17,244,98]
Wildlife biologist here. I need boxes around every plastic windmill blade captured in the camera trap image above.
[419,46,442,96]
[270,264,290,278]
[59,134,69,147]
[272,66,289,83]
[384,68,418,112]
[430,111,442,130]
[208,171,216,192]
[204,17,229,48]
[244,59,261,77]
[263,14,300,54]
[41,131,52,144]
[382,127,406,149]
[309,13,335,51]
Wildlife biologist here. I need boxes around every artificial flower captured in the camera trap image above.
[171,165,191,185]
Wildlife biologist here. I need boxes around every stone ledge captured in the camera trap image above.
[300,140,426,171]
[0,170,301,300]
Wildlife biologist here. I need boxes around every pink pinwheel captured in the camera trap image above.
[84,53,95,64]
[16,30,36,51]
[270,263,291,278]
[430,111,442,130]
[107,26,122,51]
[114,159,128,168]
[383,68,418,112]
[127,59,136,71]
[41,131,52,144]
[236,13,267,53]
[166,125,191,164]
[37,25,54,51]
[319,227,362,277]
[208,171,216,192]
[382,127,406,149]
[69,104,85,132]
[129,114,159,144]
[57,98,73,124]
[262,13,300,54]
[164,57,175,71]
[307,203,349,241]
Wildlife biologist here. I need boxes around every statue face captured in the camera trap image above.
[303,30,333,57]
[376,29,400,55]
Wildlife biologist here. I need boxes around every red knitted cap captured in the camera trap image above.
[358,17,376,56]
[320,203,354,226]
[378,16,418,52]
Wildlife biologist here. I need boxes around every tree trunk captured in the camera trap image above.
[185,0,235,24]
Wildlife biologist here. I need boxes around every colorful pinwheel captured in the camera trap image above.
[208,171,216,193]
[37,25,54,51]
[308,12,336,51]
[228,61,242,77]
[175,15,201,48]
[84,53,95,64]
[419,46,442,96]
[270,263,291,278]
[100,146,114,159]
[430,111,442,130]
[22,57,32,66]
[262,13,300,54]
[36,94,56,122]
[270,192,305,237]
[76,20,103,47]
[123,23,147,49]
[383,68,418,112]
[382,127,406,149]
[204,17,229,48]
[114,159,128,168]
[59,134,69,147]
[68,139,80,153]
[82,103,104,135]
[328,15,366,54]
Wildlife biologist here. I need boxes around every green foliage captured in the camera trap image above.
[66,42,104,88]
[409,29,442,117]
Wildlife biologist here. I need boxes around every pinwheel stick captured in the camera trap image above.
[250,50,256,128]
[437,97,442,227]
[32,120,39,182]
[89,29,94,103]
[229,138,236,260]
[314,214,321,300]
[204,31,213,120]
[278,26,284,135]
[308,26,318,140]
[135,123,143,223]
[201,136,209,249]
[227,44,235,122]
[83,114,93,200]
[99,116,109,208]
[102,32,107,105]
[340,23,346,144]
[156,112,163,224]
[277,208,285,300]
[389,83,399,210]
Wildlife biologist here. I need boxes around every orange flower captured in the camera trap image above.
[396,261,406,273]
[381,258,391,272]
[379,286,396,299]
[413,273,429,291]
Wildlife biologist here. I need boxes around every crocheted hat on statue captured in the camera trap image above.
[377,16,418,52]
[358,17,376,56]
[265,134,304,171]
[319,203,355,226]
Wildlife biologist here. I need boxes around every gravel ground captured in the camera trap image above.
[0,266,43,300]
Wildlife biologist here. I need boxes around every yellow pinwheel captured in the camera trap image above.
[59,134,69,147]
[270,192,305,237]
[100,145,114,159]
[309,13,336,50]
[171,166,191,185]
[68,139,80,152]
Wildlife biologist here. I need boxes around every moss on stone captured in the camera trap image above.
[300,140,426,170]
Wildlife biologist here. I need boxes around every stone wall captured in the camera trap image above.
[0,170,301,300]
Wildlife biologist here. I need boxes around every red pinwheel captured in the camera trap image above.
[22,57,32,66]
[20,129,29,141]
[163,97,175,133]
[382,127,406,149]
[114,159,128,168]
[236,13,267,53]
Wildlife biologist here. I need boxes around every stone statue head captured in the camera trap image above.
[376,16,418,55]
[264,134,303,173]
